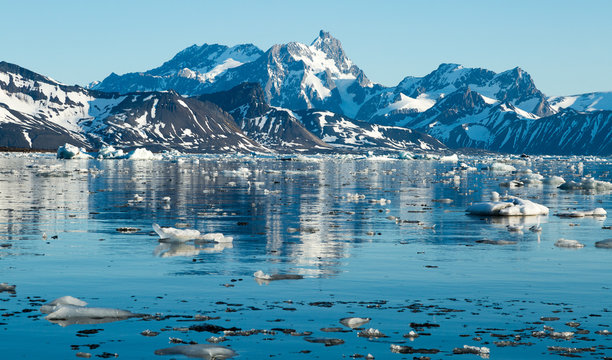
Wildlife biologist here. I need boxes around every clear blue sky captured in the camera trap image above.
[1,0,610,96]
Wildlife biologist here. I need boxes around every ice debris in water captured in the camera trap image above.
[154,344,237,359]
[125,148,162,160]
[57,143,92,159]
[45,305,138,321]
[340,317,371,329]
[453,345,490,357]
[96,145,125,159]
[358,328,387,338]
[0,283,16,292]
[595,239,612,248]
[199,233,233,243]
[439,154,459,162]
[253,270,303,281]
[153,224,201,242]
[40,295,88,314]
[543,176,565,186]
[489,162,516,172]
[557,208,607,218]
[558,178,612,191]
[345,193,366,201]
[554,239,585,248]
[466,195,549,216]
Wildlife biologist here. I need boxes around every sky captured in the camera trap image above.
[1,0,611,96]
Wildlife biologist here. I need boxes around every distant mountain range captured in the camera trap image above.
[1,31,611,155]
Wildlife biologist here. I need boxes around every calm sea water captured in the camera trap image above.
[0,153,610,359]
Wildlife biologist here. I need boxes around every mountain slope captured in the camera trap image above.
[91,43,263,95]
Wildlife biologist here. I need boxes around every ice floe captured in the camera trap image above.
[558,178,612,192]
[253,270,303,282]
[556,208,606,218]
[466,196,549,216]
[153,224,201,242]
[339,317,371,329]
[489,162,516,172]
[154,344,237,359]
[0,282,16,292]
[595,239,612,248]
[554,239,585,248]
[40,295,87,314]
[57,143,92,159]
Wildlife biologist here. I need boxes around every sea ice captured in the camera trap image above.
[559,178,612,192]
[40,295,88,314]
[0,283,16,292]
[489,162,516,172]
[466,196,549,216]
[154,344,237,359]
[45,305,138,320]
[253,270,303,281]
[339,317,371,329]
[554,239,585,248]
[153,224,201,242]
[57,144,92,159]
[557,208,607,218]
[595,239,612,248]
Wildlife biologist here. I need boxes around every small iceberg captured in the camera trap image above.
[154,344,237,359]
[357,328,387,338]
[40,295,87,314]
[153,224,201,242]
[543,176,565,186]
[0,282,16,292]
[467,195,549,216]
[489,162,516,172]
[558,178,612,192]
[453,345,490,357]
[557,208,607,218]
[554,239,585,248]
[340,317,371,329]
[57,143,92,159]
[253,270,303,284]
[595,239,612,248]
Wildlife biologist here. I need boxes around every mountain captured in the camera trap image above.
[198,83,333,153]
[91,43,263,95]
[83,90,266,153]
[0,61,264,153]
[549,91,612,112]
[93,31,383,118]
[1,61,444,154]
[198,82,446,153]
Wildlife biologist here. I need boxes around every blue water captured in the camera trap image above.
[0,153,610,359]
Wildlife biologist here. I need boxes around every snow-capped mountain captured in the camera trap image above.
[297,110,446,152]
[357,63,554,124]
[1,61,444,154]
[549,91,612,112]
[91,43,263,95]
[93,31,383,118]
[0,61,264,153]
[198,82,446,153]
[198,83,333,153]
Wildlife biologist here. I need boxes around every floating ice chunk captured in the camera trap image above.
[475,239,517,245]
[490,162,516,172]
[543,176,565,186]
[154,344,237,359]
[96,145,125,159]
[453,345,490,357]
[557,208,606,218]
[253,270,303,281]
[125,148,162,160]
[153,224,201,242]
[199,233,233,243]
[162,196,171,202]
[57,144,92,159]
[304,337,345,346]
[0,282,16,292]
[44,305,140,325]
[340,317,371,329]
[466,196,549,216]
[459,162,477,171]
[439,154,459,162]
[370,198,390,205]
[595,239,612,248]
[559,178,612,191]
[398,151,413,159]
[224,167,251,177]
[358,328,387,338]
[554,239,585,248]
[346,193,366,201]
[40,296,88,314]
